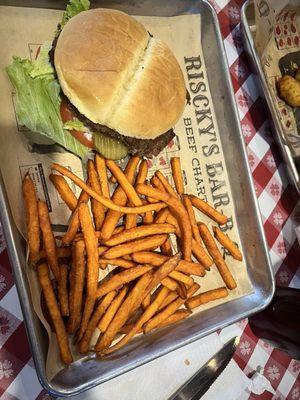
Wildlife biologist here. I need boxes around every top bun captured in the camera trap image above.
[54,8,186,139]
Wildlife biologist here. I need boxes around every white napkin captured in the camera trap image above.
[66,331,250,400]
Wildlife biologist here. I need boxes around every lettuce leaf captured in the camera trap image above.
[63,118,87,132]
[29,42,54,79]
[6,56,89,158]
[5,0,91,158]
[56,0,90,36]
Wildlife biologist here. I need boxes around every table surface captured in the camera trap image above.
[0,0,300,399]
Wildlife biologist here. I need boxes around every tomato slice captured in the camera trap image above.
[60,99,94,148]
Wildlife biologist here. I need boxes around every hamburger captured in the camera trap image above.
[7,1,187,160]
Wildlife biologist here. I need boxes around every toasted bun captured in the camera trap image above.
[54,9,186,139]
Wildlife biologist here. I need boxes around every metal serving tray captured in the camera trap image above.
[241,0,300,194]
[0,0,274,397]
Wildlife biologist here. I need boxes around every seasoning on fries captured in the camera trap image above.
[158,291,179,311]
[169,271,194,287]
[154,208,169,224]
[143,210,154,225]
[125,213,137,230]
[142,293,151,310]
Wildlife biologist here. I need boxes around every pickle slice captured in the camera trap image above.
[93,131,129,160]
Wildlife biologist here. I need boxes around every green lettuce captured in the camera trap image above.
[29,42,54,79]
[6,56,89,158]
[56,0,90,36]
[63,118,87,132]
[6,0,92,158]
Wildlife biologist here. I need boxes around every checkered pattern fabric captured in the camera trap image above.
[0,1,299,399]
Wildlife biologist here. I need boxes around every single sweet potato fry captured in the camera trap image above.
[58,264,69,316]
[67,240,86,334]
[102,234,167,259]
[212,226,242,261]
[37,263,73,364]
[198,223,237,290]
[22,174,40,264]
[96,265,152,299]
[185,287,228,309]
[77,203,99,341]
[95,154,110,200]
[170,157,184,195]
[189,195,227,225]
[103,224,175,247]
[49,174,77,211]
[38,201,60,281]
[87,159,105,230]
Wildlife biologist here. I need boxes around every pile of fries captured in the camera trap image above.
[22,154,242,364]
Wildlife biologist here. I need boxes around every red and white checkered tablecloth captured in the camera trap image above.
[0,1,299,399]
